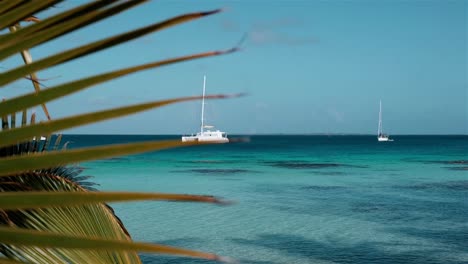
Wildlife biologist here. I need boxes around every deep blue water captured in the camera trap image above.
[64,135,467,264]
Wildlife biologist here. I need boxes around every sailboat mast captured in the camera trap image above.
[200,75,206,133]
[378,100,382,135]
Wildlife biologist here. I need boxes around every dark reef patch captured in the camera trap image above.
[178,160,239,164]
[191,169,252,174]
[263,160,367,169]
[309,171,347,176]
[398,181,468,191]
[430,160,468,165]
[171,168,255,175]
[426,160,468,171]
[300,185,346,191]
[401,159,468,171]
[444,166,468,171]
[401,159,468,165]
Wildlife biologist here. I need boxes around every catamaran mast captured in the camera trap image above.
[200,75,206,133]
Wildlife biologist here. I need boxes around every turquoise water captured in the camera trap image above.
[67,135,467,264]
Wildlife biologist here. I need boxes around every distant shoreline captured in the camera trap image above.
[56,133,468,137]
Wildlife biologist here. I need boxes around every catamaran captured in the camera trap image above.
[377,100,393,142]
[181,76,229,143]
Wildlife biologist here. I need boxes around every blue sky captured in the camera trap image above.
[3,0,467,134]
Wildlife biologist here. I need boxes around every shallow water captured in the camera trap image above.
[67,135,467,264]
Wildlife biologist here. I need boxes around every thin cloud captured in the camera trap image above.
[249,30,318,46]
[252,17,302,29]
[250,17,318,46]
[220,17,318,46]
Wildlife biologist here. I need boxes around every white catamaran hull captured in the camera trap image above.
[182,136,229,143]
[182,131,229,143]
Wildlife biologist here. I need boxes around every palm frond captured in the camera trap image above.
[0,227,231,263]
[8,25,51,121]
[0,1,27,16]
[0,0,60,30]
[0,8,221,85]
[0,1,138,58]
[0,0,238,263]
[0,172,140,263]
[0,190,223,209]
[0,139,199,176]
[0,93,241,148]
[0,48,238,118]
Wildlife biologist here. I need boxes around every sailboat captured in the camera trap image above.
[181,76,229,143]
[377,100,393,142]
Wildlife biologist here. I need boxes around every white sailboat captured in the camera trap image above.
[181,76,229,143]
[377,100,393,142]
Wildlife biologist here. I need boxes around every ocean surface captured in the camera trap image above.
[64,135,467,264]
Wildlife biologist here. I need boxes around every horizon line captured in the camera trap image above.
[56,133,468,136]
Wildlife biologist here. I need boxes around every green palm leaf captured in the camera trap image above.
[0,140,197,176]
[0,227,232,262]
[8,25,52,121]
[0,93,240,148]
[0,191,224,209]
[0,48,237,118]
[0,0,239,263]
[0,1,140,56]
[0,258,24,264]
[0,1,142,46]
[0,1,27,16]
[0,172,140,263]
[0,8,221,85]
[0,0,59,30]
[0,173,231,263]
